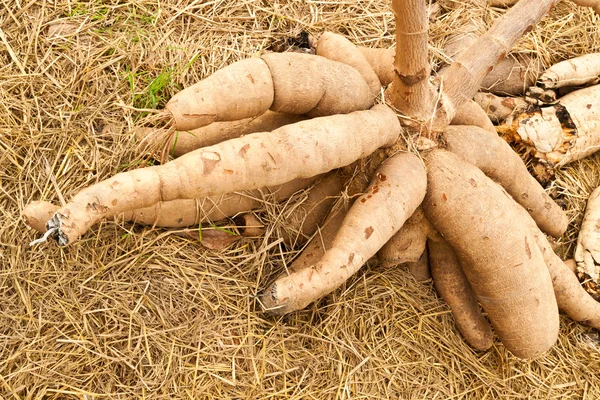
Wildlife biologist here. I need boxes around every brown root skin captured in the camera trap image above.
[406,248,431,282]
[480,54,542,96]
[279,172,344,247]
[166,58,274,131]
[135,112,306,158]
[451,99,496,133]
[428,237,494,351]
[442,125,568,238]
[377,207,433,267]
[25,177,320,234]
[533,228,600,330]
[358,47,395,87]
[260,152,427,314]
[316,32,382,97]
[286,206,347,275]
[234,213,265,237]
[165,53,373,131]
[423,149,559,359]
[473,92,528,124]
[261,52,372,117]
[47,105,401,246]
[564,259,578,273]
[441,18,541,96]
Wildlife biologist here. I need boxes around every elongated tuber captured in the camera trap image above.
[428,237,494,351]
[442,125,568,238]
[538,53,600,89]
[24,177,321,232]
[533,227,600,330]
[279,172,344,246]
[46,105,401,246]
[285,205,348,274]
[358,47,395,87]
[165,52,373,131]
[406,248,431,282]
[136,111,306,157]
[473,92,528,124]
[575,186,600,289]
[316,32,381,97]
[450,99,496,133]
[423,149,559,359]
[260,152,427,314]
[377,207,432,267]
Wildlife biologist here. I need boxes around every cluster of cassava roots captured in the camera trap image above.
[25,0,600,359]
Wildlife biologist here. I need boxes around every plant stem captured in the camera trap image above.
[387,0,431,123]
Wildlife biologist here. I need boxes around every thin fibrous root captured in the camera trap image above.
[165,52,373,131]
[428,236,494,351]
[423,149,558,359]
[46,105,401,246]
[260,152,427,314]
[442,125,568,238]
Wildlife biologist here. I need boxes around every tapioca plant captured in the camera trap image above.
[27,0,600,359]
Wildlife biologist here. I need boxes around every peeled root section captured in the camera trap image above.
[428,237,494,351]
[47,105,401,246]
[260,152,427,314]
[165,52,373,131]
[423,149,559,359]
[442,125,568,238]
[574,186,600,299]
[498,84,600,168]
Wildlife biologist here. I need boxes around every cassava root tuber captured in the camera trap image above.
[260,152,427,314]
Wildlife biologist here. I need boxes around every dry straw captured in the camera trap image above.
[1,0,600,398]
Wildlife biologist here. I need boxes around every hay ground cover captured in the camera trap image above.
[1,0,600,398]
